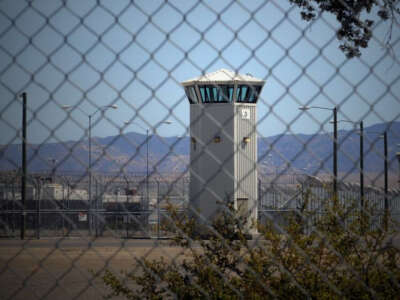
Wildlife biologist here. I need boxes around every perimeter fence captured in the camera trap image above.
[0,0,400,299]
[1,172,399,238]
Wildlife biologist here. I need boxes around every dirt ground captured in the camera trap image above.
[0,239,187,300]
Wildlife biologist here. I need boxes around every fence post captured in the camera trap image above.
[12,181,15,233]
[95,177,99,237]
[157,180,160,239]
[383,131,388,231]
[20,92,27,240]
[36,177,41,239]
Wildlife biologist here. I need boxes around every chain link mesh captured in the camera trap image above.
[0,0,399,298]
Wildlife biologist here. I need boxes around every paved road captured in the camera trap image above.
[0,237,172,248]
[0,237,186,300]
[1,234,399,300]
[1,232,399,248]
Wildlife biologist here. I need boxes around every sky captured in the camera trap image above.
[0,0,399,145]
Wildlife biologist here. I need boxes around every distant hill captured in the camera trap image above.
[258,121,400,175]
[0,121,399,176]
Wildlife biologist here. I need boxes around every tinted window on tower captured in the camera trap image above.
[185,86,198,104]
[236,85,261,103]
[198,85,234,103]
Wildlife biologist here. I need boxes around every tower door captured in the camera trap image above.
[237,197,249,219]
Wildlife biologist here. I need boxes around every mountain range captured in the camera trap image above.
[0,121,399,176]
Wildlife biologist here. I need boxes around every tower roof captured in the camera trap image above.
[181,69,264,85]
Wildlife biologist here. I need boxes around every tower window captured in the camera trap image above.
[185,86,198,104]
[198,85,234,103]
[236,85,261,103]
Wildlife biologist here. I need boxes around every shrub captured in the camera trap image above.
[101,198,400,299]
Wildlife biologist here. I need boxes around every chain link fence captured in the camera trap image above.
[0,0,400,299]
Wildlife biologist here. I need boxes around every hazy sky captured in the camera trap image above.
[0,0,399,145]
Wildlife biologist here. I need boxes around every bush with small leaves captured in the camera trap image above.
[102,196,400,299]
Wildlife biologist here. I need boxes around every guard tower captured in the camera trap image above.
[181,69,265,234]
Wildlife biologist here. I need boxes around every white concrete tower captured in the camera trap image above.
[181,69,265,234]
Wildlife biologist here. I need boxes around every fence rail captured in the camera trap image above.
[1,176,399,238]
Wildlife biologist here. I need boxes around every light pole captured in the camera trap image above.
[124,120,172,237]
[63,104,118,236]
[299,106,338,199]
[332,120,364,209]
[365,130,388,231]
